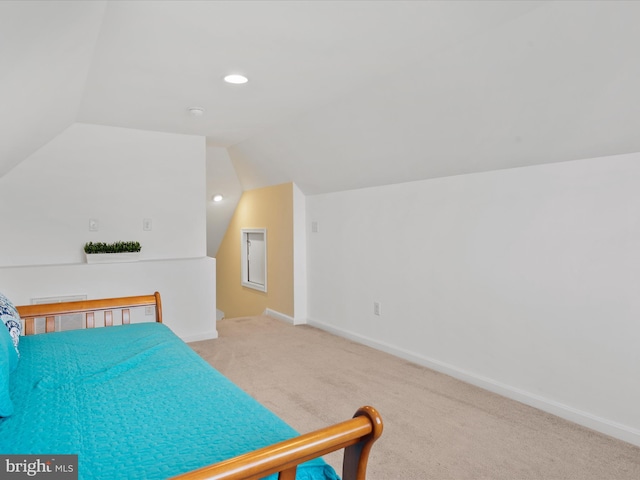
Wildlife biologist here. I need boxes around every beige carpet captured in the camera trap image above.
[189,316,640,480]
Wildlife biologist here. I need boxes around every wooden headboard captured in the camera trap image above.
[16,292,162,335]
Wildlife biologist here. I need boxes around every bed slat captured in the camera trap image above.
[122,308,130,325]
[25,317,35,336]
[105,310,113,327]
[86,312,95,329]
[45,316,55,333]
[277,467,296,480]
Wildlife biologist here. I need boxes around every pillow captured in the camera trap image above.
[0,323,18,416]
[0,291,21,355]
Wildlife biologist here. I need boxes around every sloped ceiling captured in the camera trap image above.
[0,1,106,177]
[3,1,640,194]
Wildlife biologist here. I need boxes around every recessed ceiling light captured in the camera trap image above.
[223,74,248,85]
[212,194,223,202]
[187,107,205,116]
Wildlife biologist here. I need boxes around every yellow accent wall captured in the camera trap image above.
[216,183,293,318]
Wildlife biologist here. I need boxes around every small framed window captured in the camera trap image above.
[241,228,267,292]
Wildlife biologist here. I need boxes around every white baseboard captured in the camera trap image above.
[264,308,306,326]
[181,330,218,343]
[308,317,640,448]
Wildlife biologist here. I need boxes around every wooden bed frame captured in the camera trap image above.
[16,292,383,480]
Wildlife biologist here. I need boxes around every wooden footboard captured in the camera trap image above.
[172,405,383,480]
[16,292,162,335]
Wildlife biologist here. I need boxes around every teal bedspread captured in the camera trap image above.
[0,323,339,480]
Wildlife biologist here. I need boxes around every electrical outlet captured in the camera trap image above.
[143,218,152,231]
[145,306,154,316]
[311,221,319,233]
[373,302,381,316]
[89,219,99,232]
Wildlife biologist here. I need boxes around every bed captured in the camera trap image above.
[0,292,382,480]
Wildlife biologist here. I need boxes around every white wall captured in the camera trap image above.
[0,122,206,266]
[0,257,216,342]
[293,183,307,324]
[0,123,216,340]
[306,152,640,446]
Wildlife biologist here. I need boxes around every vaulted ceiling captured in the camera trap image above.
[2,1,640,194]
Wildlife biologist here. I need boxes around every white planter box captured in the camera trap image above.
[85,252,140,264]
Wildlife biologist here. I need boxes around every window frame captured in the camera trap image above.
[240,228,267,292]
